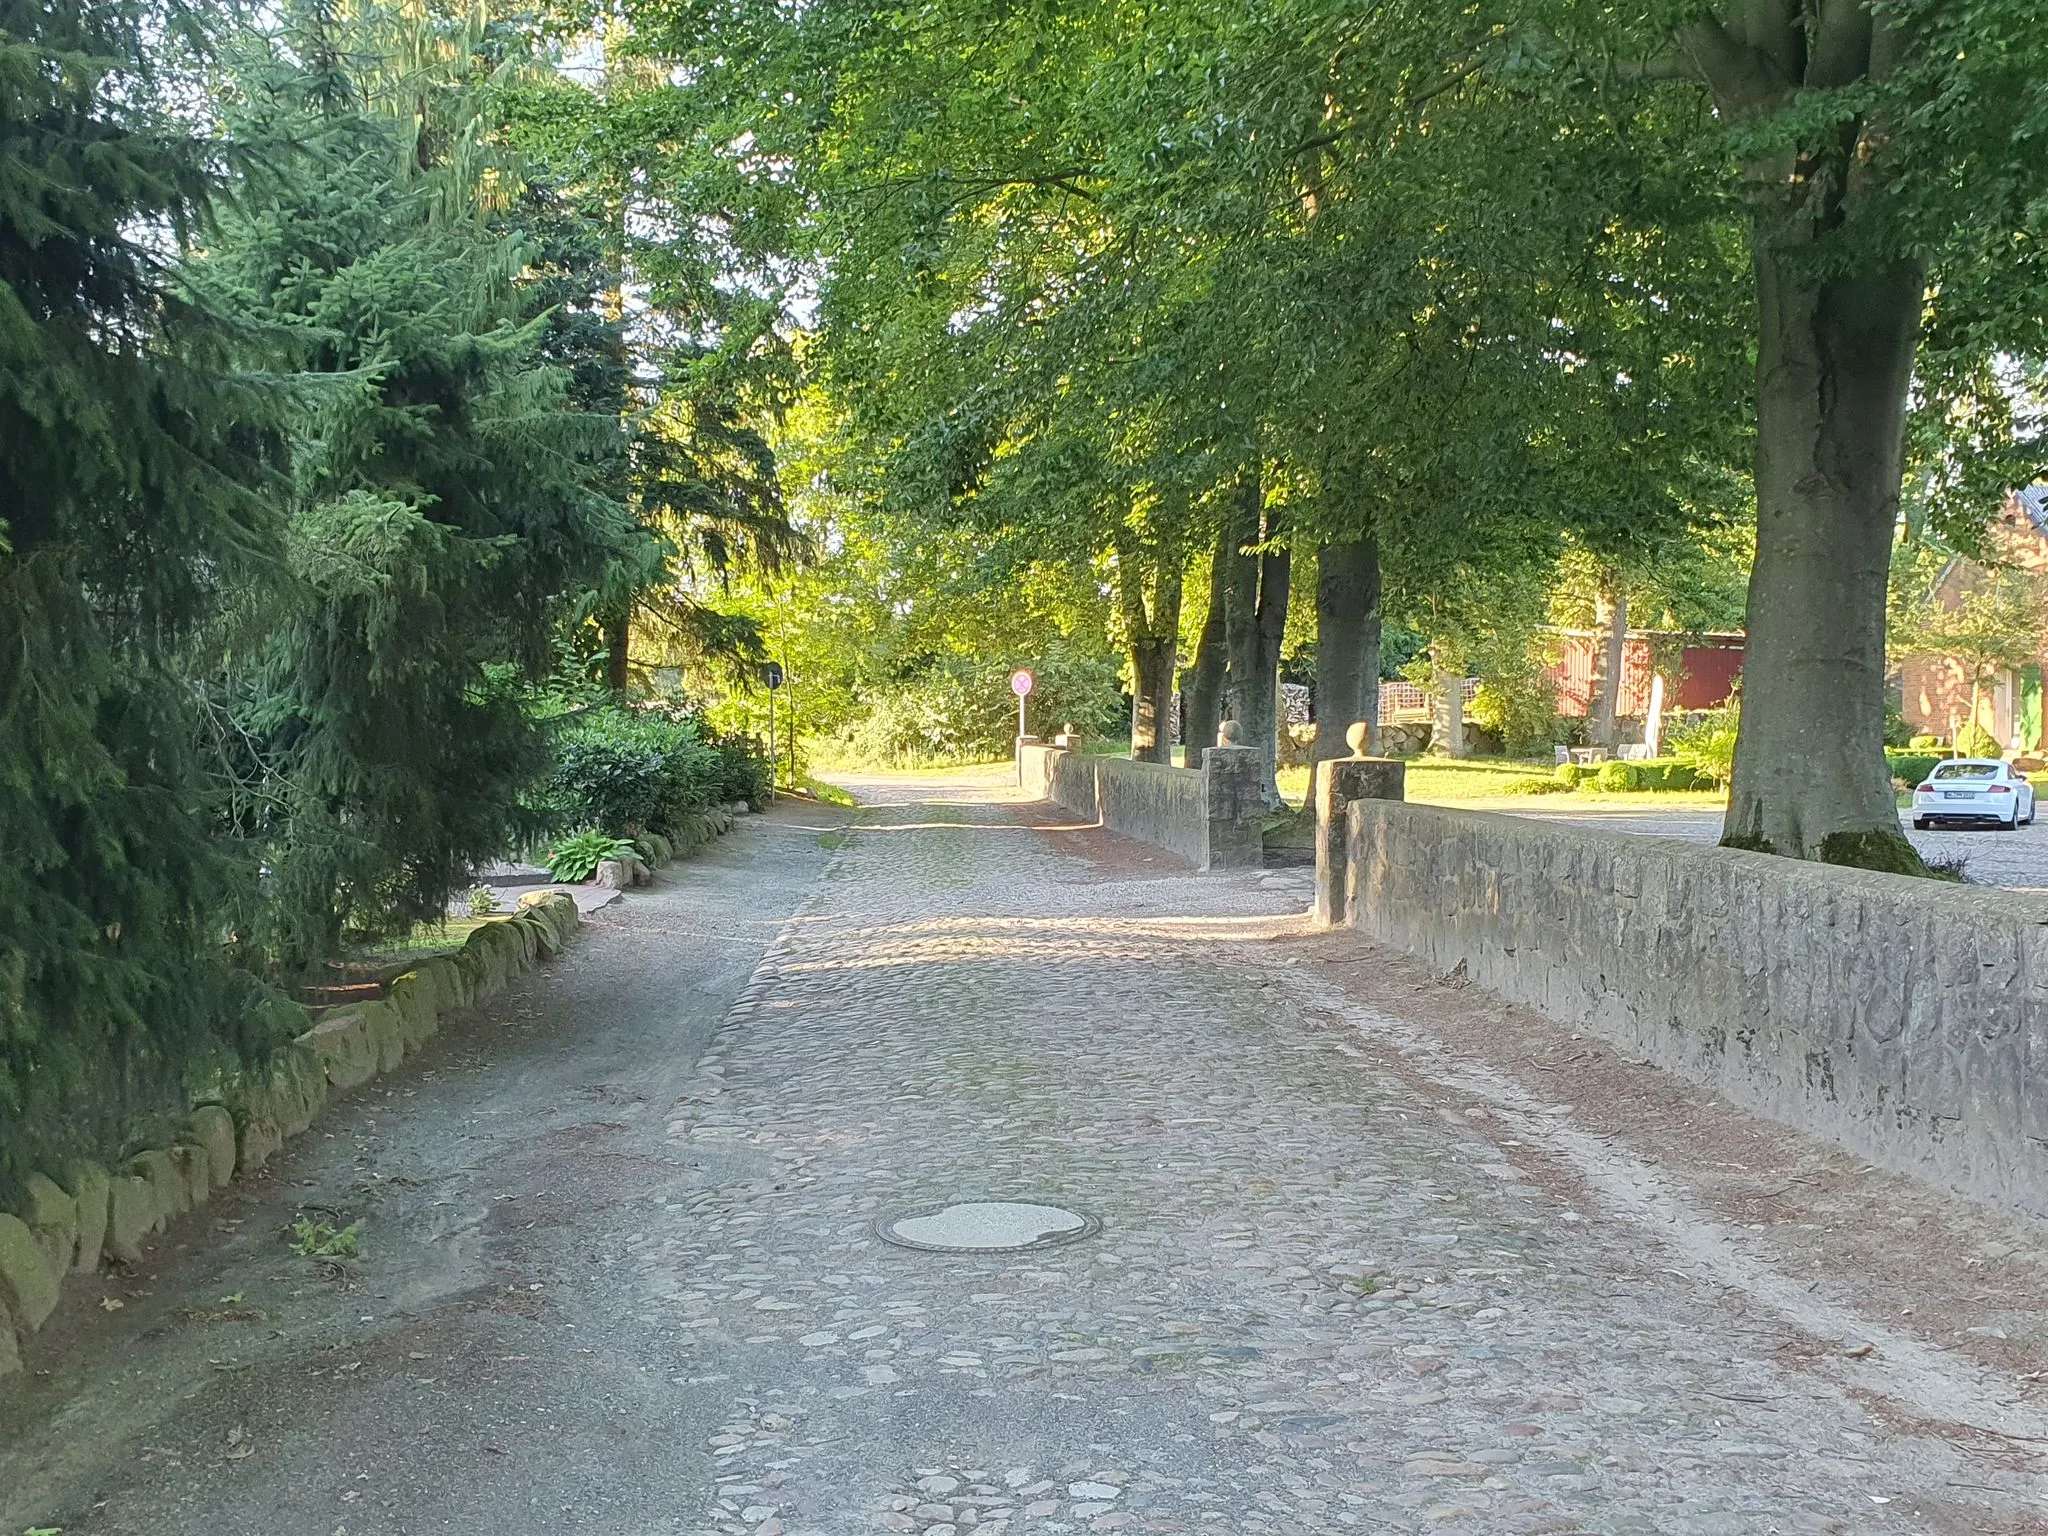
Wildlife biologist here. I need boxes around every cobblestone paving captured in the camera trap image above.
[641,778,2020,1536]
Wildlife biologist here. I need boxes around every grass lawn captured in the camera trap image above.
[1275,756,1729,813]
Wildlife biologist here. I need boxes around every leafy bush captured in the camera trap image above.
[1592,758,1704,792]
[544,831,639,883]
[1554,761,1585,788]
[1886,750,1945,787]
[1500,775,1571,795]
[1469,677,1565,759]
[837,649,1124,766]
[1669,698,1740,788]
[1909,734,1943,749]
[549,705,767,837]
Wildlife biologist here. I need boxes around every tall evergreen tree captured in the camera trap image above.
[205,1,645,971]
[0,0,293,1198]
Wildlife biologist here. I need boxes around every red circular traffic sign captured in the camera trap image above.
[1010,669,1035,697]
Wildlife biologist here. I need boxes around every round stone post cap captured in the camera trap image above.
[1345,721,1372,757]
[1217,719,1242,745]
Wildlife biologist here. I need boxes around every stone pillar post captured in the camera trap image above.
[1313,723,1405,928]
[1200,744,1265,870]
[1015,734,1041,788]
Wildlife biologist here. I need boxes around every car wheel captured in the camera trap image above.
[1999,813,2019,831]
[1912,817,1930,830]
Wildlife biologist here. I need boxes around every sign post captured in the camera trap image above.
[1010,667,1035,742]
[764,661,785,803]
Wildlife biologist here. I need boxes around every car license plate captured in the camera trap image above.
[1943,791,1973,799]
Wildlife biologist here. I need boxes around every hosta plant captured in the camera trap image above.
[544,832,638,884]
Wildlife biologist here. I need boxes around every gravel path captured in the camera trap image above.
[4,773,2045,1535]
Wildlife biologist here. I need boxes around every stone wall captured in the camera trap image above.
[1335,800,2048,1214]
[1094,756,1211,867]
[1020,745,1263,871]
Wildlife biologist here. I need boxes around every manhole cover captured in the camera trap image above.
[876,1201,1100,1254]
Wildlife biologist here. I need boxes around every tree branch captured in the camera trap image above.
[1678,14,1791,115]
[1808,0,1875,89]
[1731,0,1804,87]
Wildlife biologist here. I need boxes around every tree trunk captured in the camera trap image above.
[1220,477,1261,743]
[1128,636,1174,764]
[1722,249,1924,868]
[1252,537,1292,806]
[1111,525,1183,764]
[1220,471,1289,806]
[1588,582,1629,748]
[1430,644,1466,758]
[603,609,631,693]
[1182,530,1230,767]
[1311,536,1382,765]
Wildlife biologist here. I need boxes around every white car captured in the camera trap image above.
[1910,758,2037,830]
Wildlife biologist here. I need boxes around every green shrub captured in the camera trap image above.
[1469,679,1565,759]
[1669,697,1740,788]
[1908,734,1943,749]
[1588,757,1702,792]
[1646,759,1701,790]
[1885,750,1944,787]
[836,648,1124,766]
[1554,761,1585,788]
[543,831,638,883]
[1500,775,1571,795]
[548,705,767,837]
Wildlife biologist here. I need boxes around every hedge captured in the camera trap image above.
[1886,749,1946,786]
[1591,757,1703,792]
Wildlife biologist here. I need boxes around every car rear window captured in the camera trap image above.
[1931,763,1999,780]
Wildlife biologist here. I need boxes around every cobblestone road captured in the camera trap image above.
[8,775,2044,1536]
[650,773,2043,1536]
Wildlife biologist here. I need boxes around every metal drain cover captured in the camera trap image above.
[877,1201,1099,1254]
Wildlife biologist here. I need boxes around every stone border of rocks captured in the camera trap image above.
[0,890,582,1379]
[596,804,746,890]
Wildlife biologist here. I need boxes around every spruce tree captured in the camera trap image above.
[206,2,645,971]
[0,0,290,1198]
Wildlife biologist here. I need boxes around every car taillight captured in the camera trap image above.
[1917,783,1934,792]
[1991,785,2013,794]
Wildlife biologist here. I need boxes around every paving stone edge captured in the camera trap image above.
[0,888,597,1375]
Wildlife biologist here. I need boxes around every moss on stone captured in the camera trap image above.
[1817,830,1929,877]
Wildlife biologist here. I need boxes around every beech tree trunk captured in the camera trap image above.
[1311,536,1382,764]
[1181,530,1230,767]
[1252,539,1292,805]
[1220,472,1289,806]
[1125,564,1184,766]
[1219,476,1261,755]
[1430,645,1466,759]
[1721,250,1923,865]
[1587,582,1629,749]
[1677,3,1925,870]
